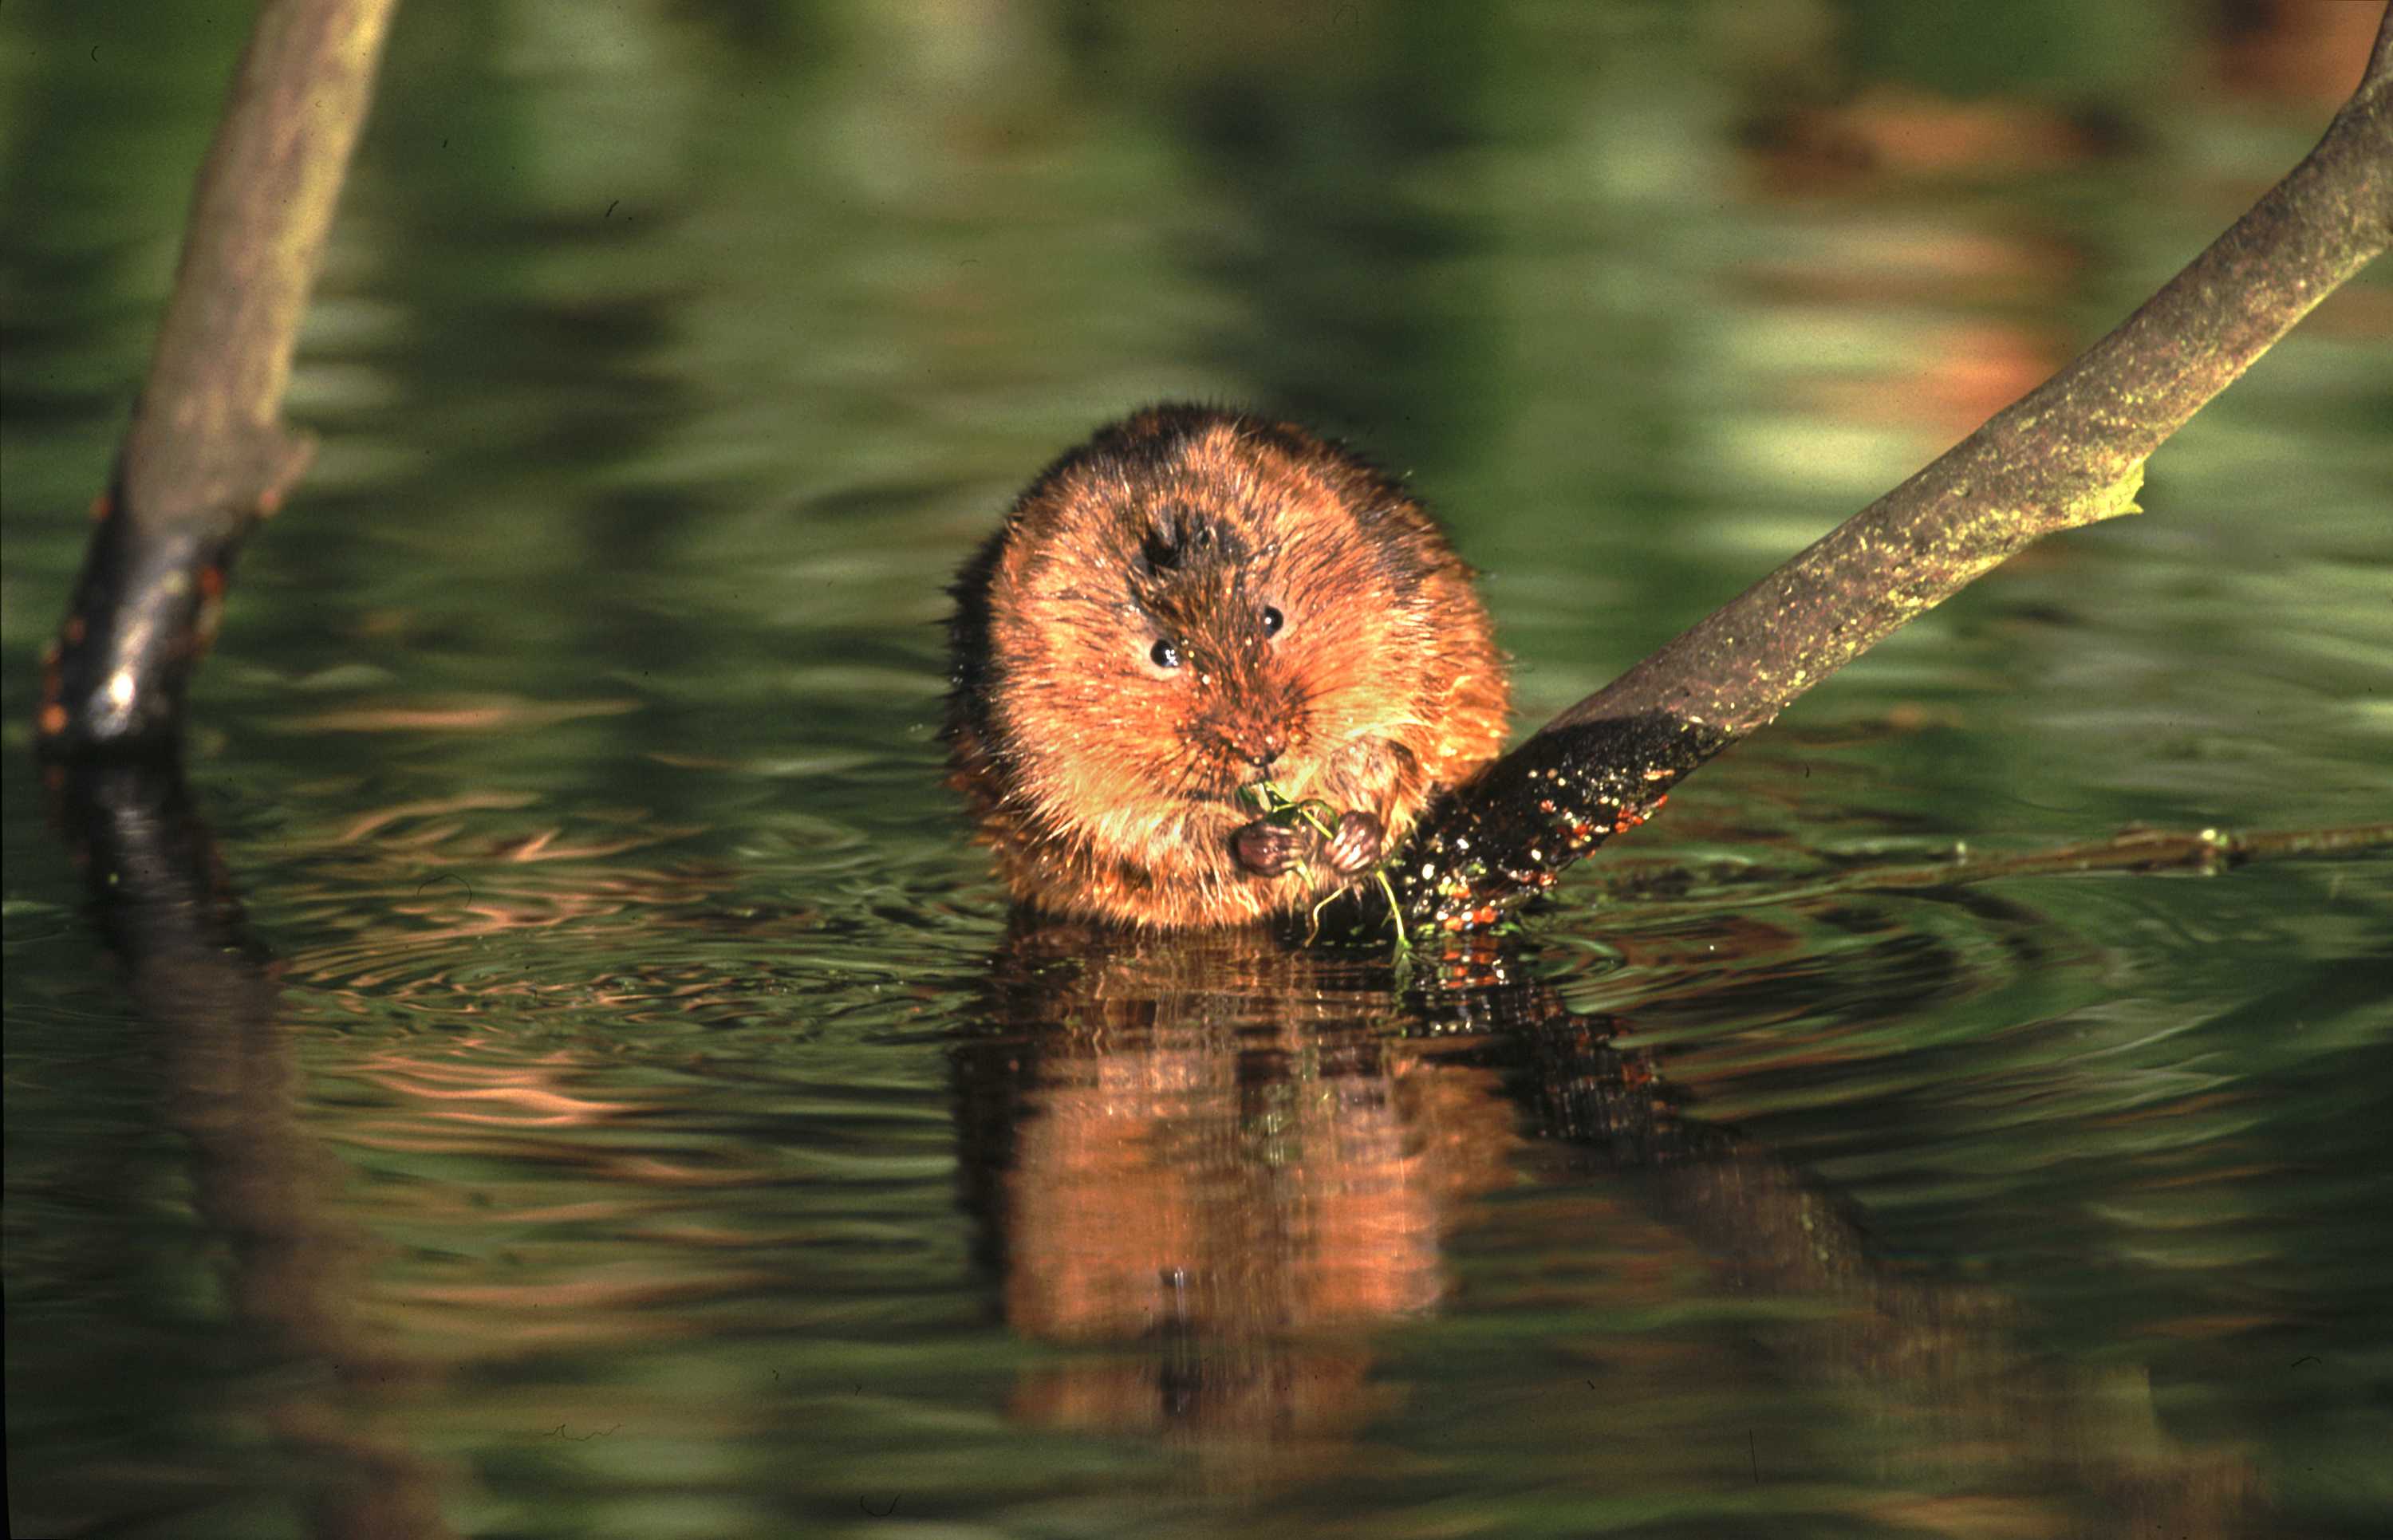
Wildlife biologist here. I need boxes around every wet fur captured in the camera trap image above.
[947,405,1509,929]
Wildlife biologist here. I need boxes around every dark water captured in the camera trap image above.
[5,2,2390,1537]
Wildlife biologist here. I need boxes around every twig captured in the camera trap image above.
[1583,821,2393,917]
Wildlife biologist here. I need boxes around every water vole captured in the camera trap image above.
[946,405,1508,928]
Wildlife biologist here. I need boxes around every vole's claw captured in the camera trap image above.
[1327,810,1385,876]
[1233,818,1305,876]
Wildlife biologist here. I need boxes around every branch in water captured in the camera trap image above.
[1584,821,2393,917]
[1370,6,2392,939]
[36,0,399,755]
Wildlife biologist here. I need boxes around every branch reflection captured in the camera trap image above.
[46,756,453,1540]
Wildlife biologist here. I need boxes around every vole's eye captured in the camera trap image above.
[1149,637,1184,670]
[1260,605,1284,638]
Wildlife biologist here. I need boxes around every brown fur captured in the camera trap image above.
[946,405,1509,929]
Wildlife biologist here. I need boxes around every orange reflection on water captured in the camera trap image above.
[344,1047,645,1127]
[279,695,640,734]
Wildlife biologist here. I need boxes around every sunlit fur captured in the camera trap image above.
[947,405,1509,929]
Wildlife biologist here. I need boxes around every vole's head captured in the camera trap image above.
[950,405,1499,880]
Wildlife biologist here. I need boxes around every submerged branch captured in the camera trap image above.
[1582,821,2393,920]
[1374,6,2392,939]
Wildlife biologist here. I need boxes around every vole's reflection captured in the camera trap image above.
[951,921,1697,1475]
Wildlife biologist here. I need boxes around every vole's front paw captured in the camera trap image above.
[1326,810,1385,876]
[1232,818,1307,877]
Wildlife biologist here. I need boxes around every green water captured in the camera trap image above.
[5,2,2389,1537]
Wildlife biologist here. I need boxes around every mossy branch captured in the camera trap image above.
[1374,4,2393,939]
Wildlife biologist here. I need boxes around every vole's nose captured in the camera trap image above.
[1228,724,1287,770]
